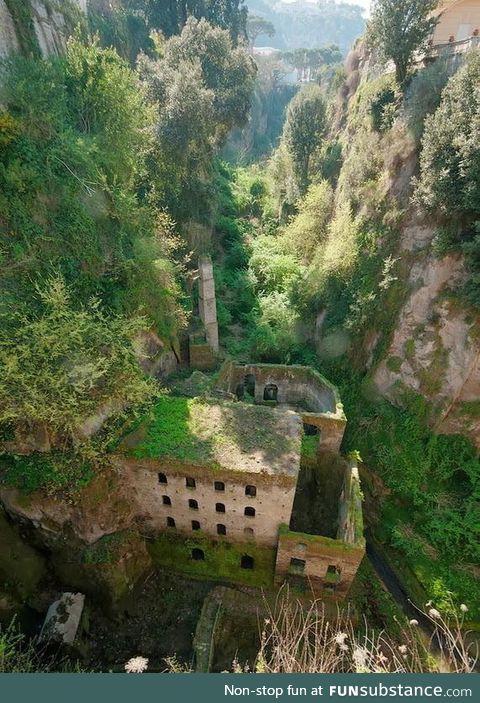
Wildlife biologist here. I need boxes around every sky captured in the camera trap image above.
[282,0,371,11]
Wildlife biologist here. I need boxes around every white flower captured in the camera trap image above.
[340,643,349,652]
[353,647,367,667]
[398,645,407,654]
[425,601,432,608]
[409,619,419,626]
[125,656,149,673]
[460,604,468,613]
[335,632,348,646]
[429,608,441,619]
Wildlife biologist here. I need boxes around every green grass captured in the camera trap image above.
[148,532,276,588]
[0,451,94,494]
[125,395,300,473]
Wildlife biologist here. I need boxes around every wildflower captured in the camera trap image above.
[125,656,149,673]
[340,644,349,652]
[398,645,407,654]
[335,632,348,646]
[460,604,468,613]
[425,601,432,608]
[409,619,419,626]
[429,608,441,619]
[352,647,368,670]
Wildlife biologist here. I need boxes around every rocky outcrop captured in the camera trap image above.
[0,468,136,547]
[0,1,20,57]
[0,468,152,608]
[0,0,86,58]
[373,211,480,449]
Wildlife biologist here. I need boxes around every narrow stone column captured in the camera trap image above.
[198,256,219,352]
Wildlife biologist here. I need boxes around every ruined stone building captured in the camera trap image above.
[116,361,365,599]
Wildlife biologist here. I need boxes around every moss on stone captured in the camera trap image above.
[404,338,416,358]
[459,400,480,418]
[148,532,276,588]
[386,356,403,373]
[122,396,301,477]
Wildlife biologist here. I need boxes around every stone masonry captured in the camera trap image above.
[198,256,219,353]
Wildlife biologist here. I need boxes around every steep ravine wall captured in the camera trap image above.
[373,210,480,449]
[0,0,86,58]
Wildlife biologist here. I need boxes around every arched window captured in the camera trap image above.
[166,516,175,528]
[162,495,171,506]
[215,503,226,513]
[244,506,255,517]
[245,485,256,497]
[241,555,254,570]
[214,481,225,492]
[158,472,167,484]
[244,527,254,538]
[188,499,198,510]
[191,520,201,531]
[191,548,204,561]
[217,524,226,536]
[263,384,278,402]
[185,477,196,488]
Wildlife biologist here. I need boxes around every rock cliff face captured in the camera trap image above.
[373,212,480,448]
[0,0,86,58]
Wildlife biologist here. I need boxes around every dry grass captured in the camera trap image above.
[251,588,478,674]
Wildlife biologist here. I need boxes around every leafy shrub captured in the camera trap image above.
[0,275,157,445]
[370,85,396,132]
[405,56,452,141]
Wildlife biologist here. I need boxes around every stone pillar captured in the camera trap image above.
[198,256,219,353]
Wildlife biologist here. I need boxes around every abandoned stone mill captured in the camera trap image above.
[119,256,365,598]
[1,256,365,655]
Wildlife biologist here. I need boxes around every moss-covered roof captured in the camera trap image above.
[120,395,302,477]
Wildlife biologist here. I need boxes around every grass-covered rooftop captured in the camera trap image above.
[120,395,302,476]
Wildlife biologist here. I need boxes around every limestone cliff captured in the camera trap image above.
[0,0,86,58]
[373,211,480,449]
[330,49,480,451]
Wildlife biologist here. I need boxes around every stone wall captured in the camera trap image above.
[0,0,20,56]
[337,462,364,546]
[116,457,298,548]
[189,334,217,371]
[274,528,365,599]
[216,362,347,452]
[274,459,365,599]
[198,256,219,353]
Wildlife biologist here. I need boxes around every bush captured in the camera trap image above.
[405,56,452,141]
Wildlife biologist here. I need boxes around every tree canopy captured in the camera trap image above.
[367,0,439,87]
[0,276,156,446]
[282,84,327,194]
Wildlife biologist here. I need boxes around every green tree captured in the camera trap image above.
[139,0,248,43]
[415,53,480,306]
[0,39,183,337]
[282,84,327,194]
[246,14,275,49]
[281,180,334,262]
[416,52,480,217]
[139,18,256,223]
[160,17,256,139]
[0,276,157,447]
[367,0,438,87]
